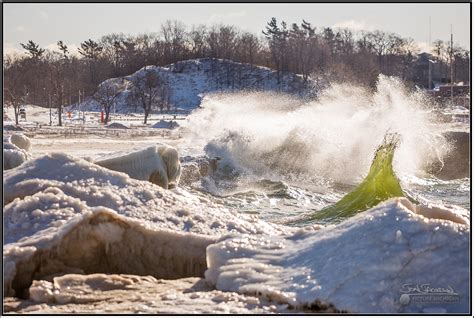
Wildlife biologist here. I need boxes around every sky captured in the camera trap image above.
[3,3,471,56]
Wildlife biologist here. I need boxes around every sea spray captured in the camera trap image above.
[183,75,451,186]
[304,133,405,223]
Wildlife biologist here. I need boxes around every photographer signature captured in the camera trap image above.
[400,283,457,295]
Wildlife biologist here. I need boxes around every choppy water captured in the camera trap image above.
[179,76,470,225]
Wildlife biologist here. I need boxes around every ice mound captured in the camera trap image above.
[4,207,214,296]
[205,198,469,313]
[3,134,32,170]
[3,153,288,296]
[94,145,182,189]
[180,156,220,186]
[106,122,129,129]
[10,134,32,151]
[152,120,180,129]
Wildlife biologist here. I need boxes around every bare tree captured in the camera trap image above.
[189,25,208,57]
[161,20,187,64]
[367,30,390,71]
[48,61,66,126]
[4,85,25,126]
[129,69,164,124]
[93,83,121,124]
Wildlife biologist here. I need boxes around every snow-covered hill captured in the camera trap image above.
[72,58,318,114]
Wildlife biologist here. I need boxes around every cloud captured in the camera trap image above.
[45,42,80,56]
[332,20,375,32]
[416,41,431,54]
[207,10,246,24]
[16,25,25,32]
[39,10,49,20]
[4,42,25,56]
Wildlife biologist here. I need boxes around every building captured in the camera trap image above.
[412,52,446,89]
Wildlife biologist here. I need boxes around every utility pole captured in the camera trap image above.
[49,93,52,126]
[78,90,82,122]
[450,25,454,102]
[428,16,432,90]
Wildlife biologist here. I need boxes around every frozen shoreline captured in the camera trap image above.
[3,150,470,313]
[3,97,470,313]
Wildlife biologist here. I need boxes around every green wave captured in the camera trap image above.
[308,133,405,223]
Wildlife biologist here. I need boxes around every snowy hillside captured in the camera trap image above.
[72,58,318,113]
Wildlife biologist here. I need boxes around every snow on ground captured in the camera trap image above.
[70,58,316,115]
[3,105,189,160]
[3,134,33,170]
[205,198,469,313]
[3,104,189,130]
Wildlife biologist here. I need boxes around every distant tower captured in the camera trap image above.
[428,16,432,89]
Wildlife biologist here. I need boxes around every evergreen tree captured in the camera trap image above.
[20,40,45,59]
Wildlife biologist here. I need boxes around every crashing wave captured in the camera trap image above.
[304,133,405,223]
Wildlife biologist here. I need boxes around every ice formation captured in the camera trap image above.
[151,120,180,129]
[205,198,470,313]
[3,134,32,170]
[10,133,32,151]
[2,130,470,314]
[5,275,286,314]
[94,145,182,189]
[3,153,288,297]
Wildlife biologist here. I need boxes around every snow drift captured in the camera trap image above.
[205,198,470,313]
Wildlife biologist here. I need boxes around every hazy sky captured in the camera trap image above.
[3,3,470,55]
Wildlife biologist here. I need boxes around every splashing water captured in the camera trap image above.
[183,75,451,186]
[301,133,405,224]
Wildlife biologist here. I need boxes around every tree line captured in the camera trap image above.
[4,18,470,125]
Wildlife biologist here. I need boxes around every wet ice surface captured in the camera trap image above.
[5,275,281,314]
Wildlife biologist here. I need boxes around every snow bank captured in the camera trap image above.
[205,198,469,313]
[94,145,182,189]
[3,153,288,296]
[107,122,129,129]
[10,133,32,151]
[152,120,180,129]
[3,149,30,170]
[3,134,32,170]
